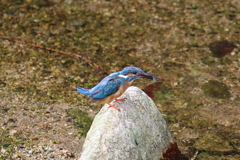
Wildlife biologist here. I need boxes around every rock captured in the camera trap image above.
[209,40,236,58]
[79,86,174,160]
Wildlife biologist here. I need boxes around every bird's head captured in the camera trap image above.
[118,67,159,81]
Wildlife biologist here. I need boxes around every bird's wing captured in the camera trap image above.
[88,75,121,101]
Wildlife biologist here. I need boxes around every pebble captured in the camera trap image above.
[49,154,55,158]
[1,148,6,154]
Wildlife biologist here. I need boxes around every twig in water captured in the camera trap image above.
[0,36,109,75]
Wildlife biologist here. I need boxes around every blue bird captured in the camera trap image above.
[77,67,159,111]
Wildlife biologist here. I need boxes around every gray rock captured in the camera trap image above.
[79,86,173,160]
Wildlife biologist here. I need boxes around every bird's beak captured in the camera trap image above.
[136,72,160,81]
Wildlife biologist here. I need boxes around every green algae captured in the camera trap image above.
[153,85,175,104]
[67,109,93,138]
[0,128,25,159]
[196,152,222,160]
[193,133,233,152]
[201,80,231,99]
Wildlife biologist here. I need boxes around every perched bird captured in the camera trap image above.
[77,67,159,111]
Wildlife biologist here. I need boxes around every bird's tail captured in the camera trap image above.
[77,87,90,95]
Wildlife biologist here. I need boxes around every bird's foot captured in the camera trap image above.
[108,98,126,111]
[108,103,120,111]
[113,98,126,102]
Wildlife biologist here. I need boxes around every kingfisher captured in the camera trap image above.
[77,67,159,111]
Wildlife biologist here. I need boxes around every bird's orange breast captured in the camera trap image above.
[97,80,133,104]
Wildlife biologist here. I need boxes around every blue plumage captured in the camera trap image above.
[77,67,159,109]
[78,73,122,101]
[77,88,90,95]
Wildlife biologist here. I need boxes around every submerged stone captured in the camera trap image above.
[209,40,236,58]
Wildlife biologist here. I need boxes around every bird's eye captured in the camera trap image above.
[133,71,137,75]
